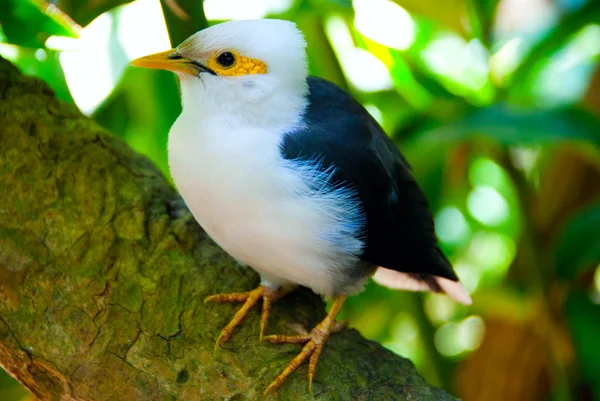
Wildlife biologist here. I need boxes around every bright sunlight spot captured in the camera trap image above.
[534,24,600,106]
[436,206,470,244]
[435,316,485,357]
[421,34,467,76]
[47,0,169,115]
[469,157,511,192]
[453,261,481,292]
[468,231,516,284]
[0,43,19,62]
[592,264,600,304]
[117,0,170,60]
[495,0,557,39]
[457,316,486,352]
[204,0,294,20]
[421,34,490,92]
[353,0,416,50]
[467,186,510,227]
[510,146,541,178]
[45,35,78,51]
[490,38,524,85]
[364,103,384,125]
[325,16,393,92]
[435,321,462,356]
[57,12,115,115]
[35,49,47,61]
[424,293,458,325]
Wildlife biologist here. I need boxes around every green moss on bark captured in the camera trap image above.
[0,56,457,401]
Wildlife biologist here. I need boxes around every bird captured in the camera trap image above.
[131,18,472,395]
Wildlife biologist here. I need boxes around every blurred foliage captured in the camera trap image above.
[555,202,600,280]
[1,0,600,400]
[0,370,30,401]
[0,0,79,47]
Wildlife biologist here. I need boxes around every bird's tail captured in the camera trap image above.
[372,267,472,305]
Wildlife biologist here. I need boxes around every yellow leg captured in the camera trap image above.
[205,285,289,350]
[263,296,347,395]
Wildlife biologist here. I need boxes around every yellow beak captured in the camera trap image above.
[130,49,215,76]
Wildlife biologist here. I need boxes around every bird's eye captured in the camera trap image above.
[206,50,266,76]
[216,51,235,68]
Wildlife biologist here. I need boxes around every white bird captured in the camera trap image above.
[131,18,471,394]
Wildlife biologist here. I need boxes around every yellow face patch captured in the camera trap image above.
[207,50,267,76]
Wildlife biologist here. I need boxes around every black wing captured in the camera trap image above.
[280,77,458,281]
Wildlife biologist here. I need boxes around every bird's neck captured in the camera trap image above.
[179,78,308,133]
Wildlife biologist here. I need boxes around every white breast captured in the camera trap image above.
[168,112,365,296]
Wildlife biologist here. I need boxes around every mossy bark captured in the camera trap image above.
[0,56,456,401]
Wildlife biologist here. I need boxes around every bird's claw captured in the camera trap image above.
[205,285,290,350]
[263,296,347,395]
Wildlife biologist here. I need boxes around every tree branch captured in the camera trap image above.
[0,56,456,400]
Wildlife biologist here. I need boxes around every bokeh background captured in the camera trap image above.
[1,0,600,400]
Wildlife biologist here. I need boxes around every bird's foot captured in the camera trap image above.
[263,296,347,395]
[205,285,288,350]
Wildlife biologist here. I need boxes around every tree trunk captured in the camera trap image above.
[0,56,456,401]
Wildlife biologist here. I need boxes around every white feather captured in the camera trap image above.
[373,268,472,305]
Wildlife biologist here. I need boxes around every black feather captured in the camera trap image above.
[280,77,458,281]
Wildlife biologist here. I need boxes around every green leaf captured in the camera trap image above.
[0,24,7,43]
[391,0,470,37]
[467,0,500,46]
[301,0,353,13]
[416,104,600,146]
[0,0,79,48]
[510,1,600,88]
[564,290,600,397]
[555,202,600,280]
[58,0,134,27]
[159,0,208,47]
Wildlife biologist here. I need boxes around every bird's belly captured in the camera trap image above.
[177,173,335,293]
[168,127,363,296]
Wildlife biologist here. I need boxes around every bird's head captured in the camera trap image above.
[131,19,308,125]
